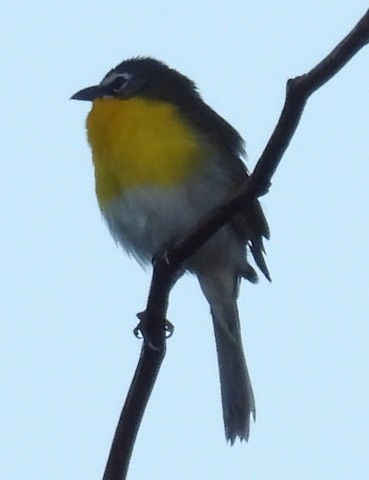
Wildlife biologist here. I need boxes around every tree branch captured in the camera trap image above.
[101,9,369,480]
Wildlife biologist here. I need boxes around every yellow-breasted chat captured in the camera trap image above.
[71,57,270,443]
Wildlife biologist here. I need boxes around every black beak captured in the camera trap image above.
[70,85,105,101]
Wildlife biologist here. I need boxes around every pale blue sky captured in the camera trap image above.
[2,2,369,479]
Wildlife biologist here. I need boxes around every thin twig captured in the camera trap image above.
[102,260,174,480]
[102,9,369,480]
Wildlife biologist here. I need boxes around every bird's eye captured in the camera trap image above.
[109,74,131,93]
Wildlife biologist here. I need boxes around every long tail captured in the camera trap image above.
[212,305,255,443]
[198,274,255,443]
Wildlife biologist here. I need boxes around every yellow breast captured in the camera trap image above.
[86,97,209,207]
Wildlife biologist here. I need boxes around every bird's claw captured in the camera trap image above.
[164,319,174,338]
[133,311,174,348]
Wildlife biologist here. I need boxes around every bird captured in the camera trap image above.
[71,57,270,444]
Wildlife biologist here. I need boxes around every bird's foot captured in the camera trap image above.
[133,311,174,349]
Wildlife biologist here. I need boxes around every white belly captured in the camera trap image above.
[101,168,244,272]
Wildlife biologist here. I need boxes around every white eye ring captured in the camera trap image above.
[109,72,132,92]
